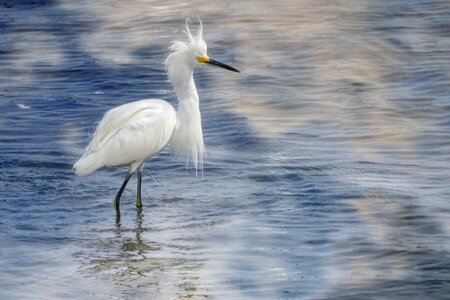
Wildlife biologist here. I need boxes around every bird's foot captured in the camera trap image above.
[136,196,142,210]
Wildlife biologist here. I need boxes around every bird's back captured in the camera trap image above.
[74,99,176,176]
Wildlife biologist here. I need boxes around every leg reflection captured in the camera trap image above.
[136,209,143,250]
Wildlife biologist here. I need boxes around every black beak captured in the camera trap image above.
[206,58,240,73]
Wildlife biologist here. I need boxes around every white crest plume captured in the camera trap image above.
[165,18,207,72]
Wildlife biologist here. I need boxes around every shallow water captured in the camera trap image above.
[1,0,450,299]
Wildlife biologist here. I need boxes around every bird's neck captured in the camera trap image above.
[168,64,205,170]
[170,64,200,121]
[173,70,199,107]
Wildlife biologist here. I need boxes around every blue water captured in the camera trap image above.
[1,1,450,299]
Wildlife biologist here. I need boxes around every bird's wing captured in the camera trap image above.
[84,99,175,155]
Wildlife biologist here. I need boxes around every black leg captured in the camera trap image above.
[136,170,143,210]
[114,172,133,219]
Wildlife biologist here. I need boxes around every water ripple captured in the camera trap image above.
[1,0,450,299]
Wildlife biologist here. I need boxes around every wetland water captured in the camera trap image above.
[1,1,450,299]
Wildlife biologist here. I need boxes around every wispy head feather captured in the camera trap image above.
[183,17,203,43]
[184,19,195,43]
[196,16,203,40]
[165,18,207,72]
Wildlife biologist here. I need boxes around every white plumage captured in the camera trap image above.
[73,19,239,217]
[74,99,176,176]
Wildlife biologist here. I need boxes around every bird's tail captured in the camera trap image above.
[73,153,103,176]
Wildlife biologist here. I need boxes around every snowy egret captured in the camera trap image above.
[73,20,239,218]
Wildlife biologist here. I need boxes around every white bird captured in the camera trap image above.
[73,20,239,218]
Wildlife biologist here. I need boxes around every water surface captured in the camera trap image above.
[1,1,450,299]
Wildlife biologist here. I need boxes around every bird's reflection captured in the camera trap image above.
[135,208,144,254]
[115,214,121,228]
[94,204,205,299]
[114,213,122,239]
[114,207,161,256]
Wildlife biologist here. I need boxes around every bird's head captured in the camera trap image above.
[165,19,240,74]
